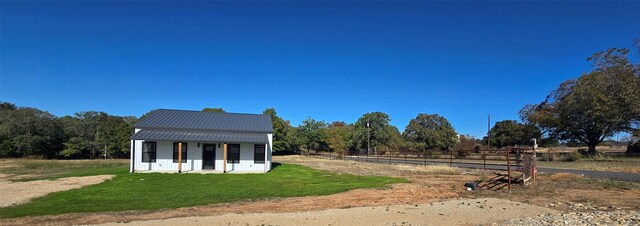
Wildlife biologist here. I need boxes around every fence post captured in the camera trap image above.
[484,149,487,172]
[507,147,512,194]
[376,153,379,163]
[389,152,392,164]
[449,151,453,167]
[424,153,427,166]
[404,153,407,165]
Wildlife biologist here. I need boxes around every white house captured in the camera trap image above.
[130,109,273,173]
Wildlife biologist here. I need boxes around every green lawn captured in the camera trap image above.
[0,163,405,218]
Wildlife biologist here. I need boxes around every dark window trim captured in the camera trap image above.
[228,144,240,164]
[173,142,188,163]
[254,144,265,164]
[142,141,157,163]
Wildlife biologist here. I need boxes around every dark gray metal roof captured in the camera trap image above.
[134,109,273,133]
[130,129,269,143]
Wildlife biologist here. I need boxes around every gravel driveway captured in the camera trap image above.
[96,198,557,226]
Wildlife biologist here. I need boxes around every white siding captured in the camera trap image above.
[132,136,273,173]
[133,141,202,172]
[218,143,267,173]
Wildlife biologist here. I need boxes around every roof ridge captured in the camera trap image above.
[137,126,271,134]
[157,108,269,117]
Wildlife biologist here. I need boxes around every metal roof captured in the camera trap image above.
[134,109,273,133]
[130,129,269,143]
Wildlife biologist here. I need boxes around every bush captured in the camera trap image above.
[456,149,471,158]
[562,152,582,162]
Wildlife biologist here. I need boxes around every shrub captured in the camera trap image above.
[456,149,471,158]
[562,152,582,162]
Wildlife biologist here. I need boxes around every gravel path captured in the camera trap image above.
[97,198,556,226]
[501,210,640,225]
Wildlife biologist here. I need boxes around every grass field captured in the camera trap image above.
[0,162,405,218]
[0,159,129,181]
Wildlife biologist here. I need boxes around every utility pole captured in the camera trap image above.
[367,120,370,156]
[487,114,491,149]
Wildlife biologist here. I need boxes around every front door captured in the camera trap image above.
[202,144,216,170]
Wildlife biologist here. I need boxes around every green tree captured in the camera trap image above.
[382,125,406,155]
[96,115,135,158]
[262,108,294,152]
[326,121,354,154]
[353,112,392,154]
[202,108,225,113]
[454,134,480,157]
[521,48,640,154]
[297,117,328,154]
[60,112,109,158]
[0,103,64,158]
[482,120,541,148]
[403,113,457,153]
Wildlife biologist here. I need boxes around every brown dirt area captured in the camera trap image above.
[1,156,639,226]
[96,198,557,226]
[0,175,114,208]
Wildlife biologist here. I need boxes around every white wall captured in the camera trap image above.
[133,140,202,172]
[132,137,273,173]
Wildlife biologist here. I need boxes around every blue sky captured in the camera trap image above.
[1,1,639,138]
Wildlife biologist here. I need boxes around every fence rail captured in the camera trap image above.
[307,147,537,193]
[308,149,528,171]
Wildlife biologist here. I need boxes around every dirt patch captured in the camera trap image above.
[96,198,557,226]
[0,175,114,208]
[467,172,640,212]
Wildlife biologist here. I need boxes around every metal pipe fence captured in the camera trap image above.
[307,147,536,193]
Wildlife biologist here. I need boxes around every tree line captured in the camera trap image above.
[0,103,136,158]
[1,45,638,158]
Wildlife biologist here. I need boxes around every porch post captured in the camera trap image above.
[264,143,268,173]
[178,142,182,173]
[223,143,227,173]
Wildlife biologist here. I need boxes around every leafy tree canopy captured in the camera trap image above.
[262,108,296,152]
[297,117,328,153]
[0,103,64,158]
[521,47,640,154]
[482,120,541,148]
[202,108,225,113]
[403,113,457,151]
[353,112,392,153]
[326,121,354,153]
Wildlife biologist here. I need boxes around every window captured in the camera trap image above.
[173,142,188,163]
[142,142,157,162]
[254,144,265,164]
[228,144,240,163]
